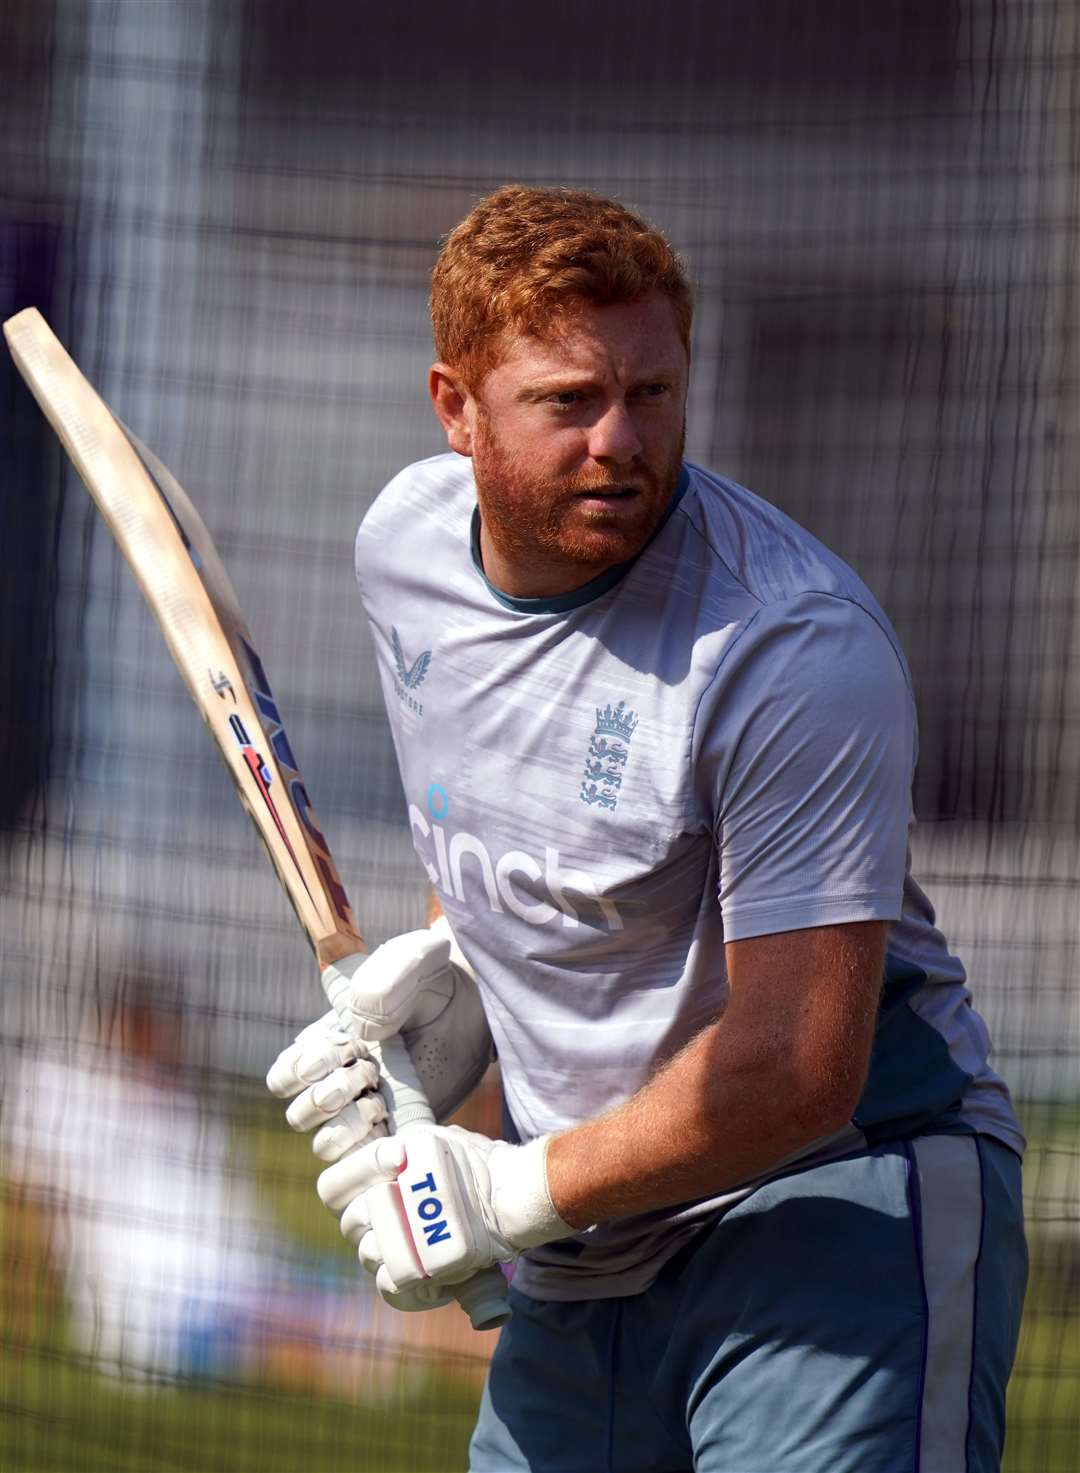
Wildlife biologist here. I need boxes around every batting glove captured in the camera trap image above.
[317,1125,575,1297]
[266,1012,387,1159]
[321,918,495,1122]
[267,920,495,1160]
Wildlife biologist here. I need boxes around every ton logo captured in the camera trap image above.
[408,1170,452,1247]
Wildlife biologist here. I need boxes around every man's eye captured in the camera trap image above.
[549,391,582,407]
[639,383,668,398]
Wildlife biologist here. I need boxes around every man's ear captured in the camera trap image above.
[429,364,474,456]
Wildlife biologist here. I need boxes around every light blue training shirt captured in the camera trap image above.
[355,453,1024,1301]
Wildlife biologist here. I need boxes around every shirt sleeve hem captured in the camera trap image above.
[721,893,902,941]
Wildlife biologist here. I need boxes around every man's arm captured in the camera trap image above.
[314,919,887,1298]
[547,919,885,1227]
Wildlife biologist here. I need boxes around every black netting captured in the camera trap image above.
[1,3,1076,1468]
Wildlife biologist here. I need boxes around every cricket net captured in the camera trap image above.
[1,2,1077,1469]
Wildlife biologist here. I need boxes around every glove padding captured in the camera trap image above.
[317,1125,574,1298]
[266,920,495,1161]
[267,1012,387,1160]
[322,919,495,1122]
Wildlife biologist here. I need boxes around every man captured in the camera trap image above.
[268,187,1027,1471]
[2,970,270,1381]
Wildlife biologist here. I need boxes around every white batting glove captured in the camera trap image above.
[266,920,495,1161]
[316,1125,575,1298]
[266,1012,388,1160]
[321,918,495,1122]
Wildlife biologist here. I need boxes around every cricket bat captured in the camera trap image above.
[4,306,510,1332]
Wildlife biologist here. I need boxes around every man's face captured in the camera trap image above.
[433,293,688,598]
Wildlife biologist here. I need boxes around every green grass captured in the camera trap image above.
[0,1349,478,1473]
[1002,1099,1080,1472]
[1004,1273,1080,1473]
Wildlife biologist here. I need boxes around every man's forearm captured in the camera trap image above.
[546,922,885,1229]
[546,1022,842,1227]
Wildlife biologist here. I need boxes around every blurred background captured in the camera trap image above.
[1,1,1077,1469]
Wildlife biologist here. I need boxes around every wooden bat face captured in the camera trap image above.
[5,306,511,1332]
[3,307,362,967]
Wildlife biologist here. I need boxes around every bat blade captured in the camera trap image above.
[3,307,359,969]
[3,306,510,1332]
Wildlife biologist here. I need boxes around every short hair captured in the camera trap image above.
[431,185,693,389]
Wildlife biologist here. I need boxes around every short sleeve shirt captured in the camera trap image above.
[355,454,1023,1299]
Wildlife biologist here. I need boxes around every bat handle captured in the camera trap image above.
[320,969,513,1333]
[375,1034,512,1332]
[452,1265,513,1332]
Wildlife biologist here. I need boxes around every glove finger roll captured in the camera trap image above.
[318,1135,406,1211]
[339,1195,373,1245]
[366,1179,426,1288]
[377,1277,457,1314]
[312,1094,388,1162]
[356,1226,381,1268]
[267,1018,371,1098]
[285,1059,381,1133]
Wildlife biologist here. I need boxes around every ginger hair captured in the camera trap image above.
[431,185,693,389]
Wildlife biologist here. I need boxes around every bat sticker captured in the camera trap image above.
[293,781,352,924]
[238,636,353,926]
[227,711,313,902]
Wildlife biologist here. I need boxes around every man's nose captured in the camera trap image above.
[587,402,642,464]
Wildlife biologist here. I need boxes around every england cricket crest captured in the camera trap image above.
[579,701,638,811]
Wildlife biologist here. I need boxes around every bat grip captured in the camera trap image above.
[451,1265,513,1332]
[375,1034,512,1332]
[320,970,512,1333]
[373,1032,440,1133]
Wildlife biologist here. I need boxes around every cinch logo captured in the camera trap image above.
[409,785,623,932]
